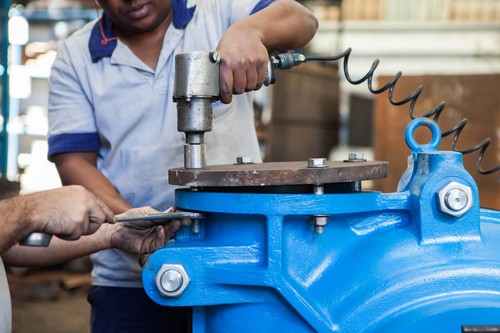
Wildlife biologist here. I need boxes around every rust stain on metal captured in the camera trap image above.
[168,161,388,187]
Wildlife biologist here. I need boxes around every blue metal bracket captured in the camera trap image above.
[143,118,500,332]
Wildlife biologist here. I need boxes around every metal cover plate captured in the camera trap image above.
[168,160,388,187]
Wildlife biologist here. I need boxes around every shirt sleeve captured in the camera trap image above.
[203,0,274,25]
[47,40,100,158]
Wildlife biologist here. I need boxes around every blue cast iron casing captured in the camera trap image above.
[142,118,500,332]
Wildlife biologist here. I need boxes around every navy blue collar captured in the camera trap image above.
[89,0,196,63]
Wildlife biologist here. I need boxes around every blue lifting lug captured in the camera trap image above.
[401,118,481,244]
[398,117,442,192]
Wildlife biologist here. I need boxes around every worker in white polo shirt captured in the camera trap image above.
[47,0,318,331]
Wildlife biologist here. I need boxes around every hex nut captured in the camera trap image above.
[155,264,190,297]
[308,158,328,168]
[437,181,473,217]
[344,152,367,163]
[236,156,253,164]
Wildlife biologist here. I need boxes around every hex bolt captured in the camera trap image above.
[308,158,328,168]
[155,264,190,297]
[160,269,183,293]
[310,215,329,234]
[191,219,201,234]
[236,156,253,164]
[210,51,221,64]
[313,184,324,195]
[344,152,367,163]
[307,158,329,233]
[445,188,468,211]
[437,181,474,217]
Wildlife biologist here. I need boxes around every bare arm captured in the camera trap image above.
[2,231,110,267]
[0,186,114,253]
[217,0,318,103]
[2,206,183,267]
[241,0,318,52]
[52,152,132,214]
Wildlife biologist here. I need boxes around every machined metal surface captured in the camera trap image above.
[177,99,213,137]
[169,160,388,187]
[155,264,190,297]
[115,211,206,223]
[174,51,220,169]
[184,143,207,169]
[173,51,220,100]
[437,181,473,217]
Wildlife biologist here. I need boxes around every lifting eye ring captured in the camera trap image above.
[405,117,442,152]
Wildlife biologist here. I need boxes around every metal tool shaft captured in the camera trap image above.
[173,51,220,169]
[115,211,205,223]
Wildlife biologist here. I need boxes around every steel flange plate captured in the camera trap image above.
[168,160,388,187]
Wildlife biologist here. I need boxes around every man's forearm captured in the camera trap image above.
[53,152,132,214]
[0,197,33,253]
[242,0,318,51]
[1,226,111,267]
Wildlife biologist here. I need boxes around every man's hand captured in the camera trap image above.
[215,0,318,104]
[216,25,269,104]
[109,206,188,254]
[27,185,115,240]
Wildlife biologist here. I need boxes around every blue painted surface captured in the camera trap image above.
[0,1,10,177]
[143,118,500,332]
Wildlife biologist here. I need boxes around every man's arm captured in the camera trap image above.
[217,0,318,103]
[2,206,183,267]
[244,0,318,52]
[0,186,114,253]
[52,152,132,214]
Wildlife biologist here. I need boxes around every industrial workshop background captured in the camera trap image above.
[0,0,499,332]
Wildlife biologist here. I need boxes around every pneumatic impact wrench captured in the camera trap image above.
[173,50,306,169]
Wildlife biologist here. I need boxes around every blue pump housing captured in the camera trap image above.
[142,118,500,332]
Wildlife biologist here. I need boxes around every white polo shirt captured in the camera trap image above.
[48,0,269,287]
[0,259,11,333]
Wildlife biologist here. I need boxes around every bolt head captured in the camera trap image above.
[308,158,328,168]
[160,269,183,293]
[236,156,253,164]
[210,51,221,64]
[314,215,329,226]
[344,152,367,163]
[437,181,473,217]
[155,264,190,297]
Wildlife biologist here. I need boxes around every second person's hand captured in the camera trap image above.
[109,206,188,254]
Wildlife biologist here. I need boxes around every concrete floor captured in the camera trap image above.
[7,260,92,333]
[11,293,90,333]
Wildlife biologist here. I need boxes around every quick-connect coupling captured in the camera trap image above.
[272,53,306,69]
